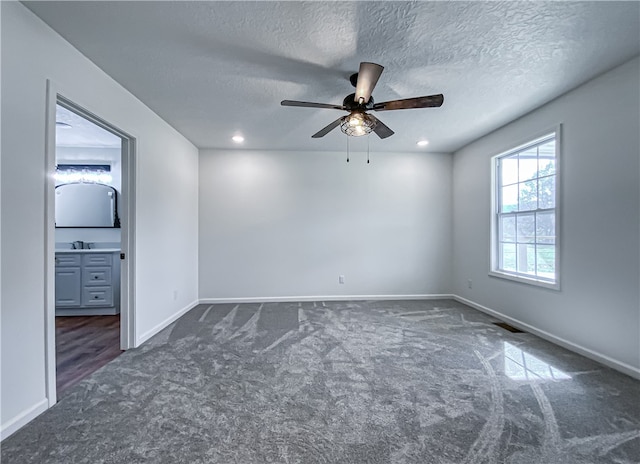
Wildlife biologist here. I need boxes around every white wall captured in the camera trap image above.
[199,149,452,300]
[0,2,199,437]
[452,57,640,374]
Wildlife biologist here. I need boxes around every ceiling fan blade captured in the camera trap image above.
[369,115,394,139]
[281,100,345,110]
[373,94,444,111]
[311,117,344,138]
[354,62,384,104]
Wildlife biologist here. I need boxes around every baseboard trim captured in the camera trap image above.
[136,299,199,347]
[1,398,48,441]
[452,295,640,380]
[199,294,454,304]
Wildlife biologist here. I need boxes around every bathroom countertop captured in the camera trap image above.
[55,248,121,253]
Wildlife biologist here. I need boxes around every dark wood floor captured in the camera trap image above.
[56,315,123,397]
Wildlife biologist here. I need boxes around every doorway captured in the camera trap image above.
[45,86,136,405]
[54,102,123,396]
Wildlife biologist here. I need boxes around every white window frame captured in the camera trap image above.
[489,126,561,290]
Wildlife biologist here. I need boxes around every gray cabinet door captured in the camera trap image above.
[55,267,81,307]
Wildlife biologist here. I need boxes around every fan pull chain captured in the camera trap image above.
[367,135,370,164]
[346,136,350,163]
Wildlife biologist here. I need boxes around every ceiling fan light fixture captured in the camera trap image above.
[340,112,376,137]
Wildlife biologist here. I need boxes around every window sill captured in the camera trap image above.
[489,270,560,291]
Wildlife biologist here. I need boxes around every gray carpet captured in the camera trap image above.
[2,300,639,463]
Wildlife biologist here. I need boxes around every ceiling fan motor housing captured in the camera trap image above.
[342,93,374,111]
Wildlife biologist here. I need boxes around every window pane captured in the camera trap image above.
[538,141,556,176]
[518,148,538,181]
[501,156,518,185]
[518,181,537,211]
[536,245,555,278]
[538,175,555,209]
[501,185,518,212]
[501,243,516,271]
[536,211,555,244]
[517,214,535,243]
[517,243,536,275]
[493,133,557,285]
[500,216,516,242]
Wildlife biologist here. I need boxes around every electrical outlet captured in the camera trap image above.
[173,290,178,300]
[467,279,473,289]
[339,275,345,284]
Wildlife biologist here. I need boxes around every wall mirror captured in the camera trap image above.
[55,182,120,228]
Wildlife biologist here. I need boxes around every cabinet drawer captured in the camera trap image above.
[82,266,112,285]
[82,286,113,306]
[82,253,112,266]
[55,254,81,267]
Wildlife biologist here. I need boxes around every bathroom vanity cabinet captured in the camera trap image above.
[55,250,120,316]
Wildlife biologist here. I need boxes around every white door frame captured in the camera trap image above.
[45,82,136,406]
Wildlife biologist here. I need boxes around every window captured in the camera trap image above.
[55,164,112,184]
[491,131,559,288]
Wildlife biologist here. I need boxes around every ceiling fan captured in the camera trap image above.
[281,62,444,139]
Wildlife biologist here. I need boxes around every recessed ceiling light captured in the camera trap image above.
[417,140,429,147]
[232,135,244,143]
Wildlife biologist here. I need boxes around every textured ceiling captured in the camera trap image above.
[56,105,121,148]
[25,1,640,153]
